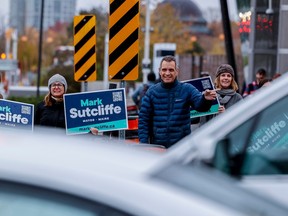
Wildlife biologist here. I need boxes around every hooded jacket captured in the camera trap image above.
[138,80,212,148]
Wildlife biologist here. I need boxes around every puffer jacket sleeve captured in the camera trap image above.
[186,84,212,112]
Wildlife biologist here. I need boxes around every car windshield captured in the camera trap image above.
[214,94,288,175]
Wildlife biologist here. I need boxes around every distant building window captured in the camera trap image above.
[54,0,61,13]
[156,50,175,57]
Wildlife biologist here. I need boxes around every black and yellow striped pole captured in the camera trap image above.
[74,15,97,89]
[109,1,139,139]
[108,0,139,81]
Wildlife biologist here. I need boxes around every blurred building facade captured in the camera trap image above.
[159,0,211,35]
[155,0,244,85]
[237,0,288,82]
[9,0,76,34]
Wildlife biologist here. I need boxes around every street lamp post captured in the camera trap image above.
[37,0,44,97]
[219,0,238,84]
[142,0,151,84]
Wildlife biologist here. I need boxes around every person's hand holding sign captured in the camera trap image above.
[90,128,103,136]
[203,89,217,100]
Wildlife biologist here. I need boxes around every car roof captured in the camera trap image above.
[0,128,162,181]
[2,128,288,215]
[0,129,247,216]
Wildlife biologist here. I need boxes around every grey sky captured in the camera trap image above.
[0,0,239,23]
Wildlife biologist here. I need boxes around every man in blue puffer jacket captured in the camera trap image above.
[138,55,217,148]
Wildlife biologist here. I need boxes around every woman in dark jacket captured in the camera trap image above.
[200,64,243,125]
[34,74,67,128]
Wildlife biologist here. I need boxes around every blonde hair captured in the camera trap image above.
[44,92,53,106]
[214,76,239,91]
[43,92,64,106]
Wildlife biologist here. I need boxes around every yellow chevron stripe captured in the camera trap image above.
[74,53,96,80]
[109,1,135,27]
[74,18,95,45]
[109,41,138,74]
[74,35,96,62]
[109,16,139,53]
[108,0,139,81]
[74,15,97,82]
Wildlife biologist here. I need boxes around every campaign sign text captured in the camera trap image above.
[247,112,288,153]
[64,88,128,135]
[183,77,220,118]
[0,99,34,130]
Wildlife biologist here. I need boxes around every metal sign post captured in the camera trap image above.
[119,80,126,140]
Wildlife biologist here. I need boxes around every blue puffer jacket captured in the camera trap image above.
[138,80,212,148]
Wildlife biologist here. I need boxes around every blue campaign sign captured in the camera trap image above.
[64,88,128,135]
[183,77,220,118]
[0,99,34,131]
